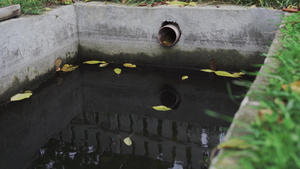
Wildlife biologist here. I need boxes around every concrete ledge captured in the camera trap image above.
[209,13,284,169]
[0,4,21,22]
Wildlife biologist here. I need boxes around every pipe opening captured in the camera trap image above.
[158,22,181,47]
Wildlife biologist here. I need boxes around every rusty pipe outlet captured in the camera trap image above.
[158,23,181,47]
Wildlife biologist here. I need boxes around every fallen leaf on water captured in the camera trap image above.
[45,7,51,11]
[200,69,215,73]
[218,138,251,149]
[84,0,89,2]
[123,133,134,146]
[182,75,189,80]
[61,64,78,72]
[55,58,62,71]
[152,105,172,111]
[99,63,109,67]
[215,71,237,78]
[201,69,244,78]
[123,63,136,68]
[282,80,300,94]
[123,137,132,146]
[11,91,33,101]
[250,4,256,8]
[83,60,107,64]
[114,68,122,75]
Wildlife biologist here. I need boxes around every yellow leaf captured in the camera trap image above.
[83,60,107,64]
[282,80,300,94]
[166,0,188,6]
[11,91,33,101]
[99,63,109,67]
[182,75,189,80]
[84,0,89,2]
[123,137,132,146]
[55,58,62,71]
[123,63,136,68]
[114,68,122,75]
[61,64,78,72]
[200,69,215,73]
[214,71,237,78]
[188,2,196,6]
[218,138,251,149]
[152,105,172,111]
[45,7,51,11]
[232,72,245,78]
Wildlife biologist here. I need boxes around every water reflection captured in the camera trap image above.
[0,64,250,169]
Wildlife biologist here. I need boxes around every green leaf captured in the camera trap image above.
[11,91,33,101]
[152,105,172,111]
[114,68,122,75]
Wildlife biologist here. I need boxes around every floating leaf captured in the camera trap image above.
[123,63,136,68]
[123,137,132,146]
[182,75,189,80]
[215,71,237,78]
[200,69,215,73]
[11,91,33,101]
[218,138,251,149]
[83,60,107,64]
[61,64,78,72]
[232,72,245,78]
[114,68,122,75]
[55,58,62,71]
[152,105,172,111]
[99,63,109,67]
[45,7,52,11]
[282,80,300,94]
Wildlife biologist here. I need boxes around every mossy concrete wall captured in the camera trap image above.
[77,2,283,70]
[0,2,283,102]
[0,5,78,102]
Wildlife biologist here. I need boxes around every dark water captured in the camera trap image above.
[0,63,252,169]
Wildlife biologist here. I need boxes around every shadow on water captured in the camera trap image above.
[0,63,252,169]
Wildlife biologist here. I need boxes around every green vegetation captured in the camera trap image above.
[0,0,299,15]
[0,0,73,14]
[216,12,300,169]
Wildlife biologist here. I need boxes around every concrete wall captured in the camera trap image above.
[0,2,283,102]
[0,5,78,102]
[77,2,283,70]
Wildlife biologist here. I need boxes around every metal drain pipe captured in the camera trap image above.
[158,23,181,47]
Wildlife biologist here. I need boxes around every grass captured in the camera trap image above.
[214,12,300,169]
[0,0,73,14]
[0,0,299,15]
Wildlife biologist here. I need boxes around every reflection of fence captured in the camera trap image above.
[56,112,226,168]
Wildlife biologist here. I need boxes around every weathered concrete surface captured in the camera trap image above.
[77,2,283,70]
[209,14,284,169]
[0,5,78,102]
[0,3,283,102]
